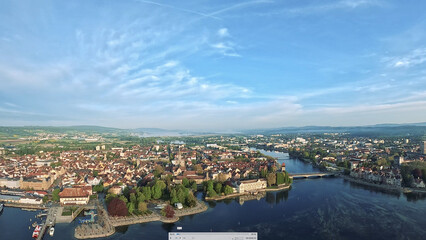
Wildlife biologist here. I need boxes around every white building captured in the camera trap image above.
[59,188,90,205]
[236,179,267,193]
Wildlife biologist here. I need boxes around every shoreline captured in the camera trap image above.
[75,200,208,239]
[205,184,291,201]
[341,175,426,194]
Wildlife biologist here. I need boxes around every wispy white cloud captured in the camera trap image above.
[256,0,384,17]
[211,42,241,57]
[217,28,229,37]
[384,48,426,68]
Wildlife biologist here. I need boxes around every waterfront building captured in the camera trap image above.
[59,187,90,205]
[20,177,53,190]
[0,177,20,189]
[236,179,267,193]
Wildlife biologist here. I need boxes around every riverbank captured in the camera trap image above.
[341,175,426,194]
[205,184,291,201]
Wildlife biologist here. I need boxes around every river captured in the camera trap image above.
[2,149,426,239]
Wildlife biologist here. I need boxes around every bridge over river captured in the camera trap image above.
[289,172,338,179]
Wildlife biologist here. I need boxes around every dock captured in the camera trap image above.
[36,207,59,240]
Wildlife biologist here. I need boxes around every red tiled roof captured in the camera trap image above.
[59,188,89,198]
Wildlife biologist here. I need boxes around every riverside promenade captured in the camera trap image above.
[75,200,208,239]
[109,200,208,226]
[205,184,291,201]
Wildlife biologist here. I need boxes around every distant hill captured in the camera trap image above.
[0,125,125,137]
[0,126,209,138]
[242,123,426,136]
[1,122,426,138]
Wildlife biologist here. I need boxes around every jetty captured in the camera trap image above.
[36,207,59,240]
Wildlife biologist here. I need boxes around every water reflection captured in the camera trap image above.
[405,192,426,202]
[344,179,402,198]
[115,225,129,234]
[161,223,175,232]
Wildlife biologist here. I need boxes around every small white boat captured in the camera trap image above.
[49,226,55,236]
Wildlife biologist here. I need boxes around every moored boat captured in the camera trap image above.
[0,203,4,212]
[32,225,41,238]
[49,226,55,236]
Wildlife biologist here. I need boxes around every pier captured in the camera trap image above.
[36,207,59,240]
[290,172,337,179]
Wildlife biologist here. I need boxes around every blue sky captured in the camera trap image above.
[1,0,426,130]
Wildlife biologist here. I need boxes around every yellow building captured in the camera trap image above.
[20,177,53,190]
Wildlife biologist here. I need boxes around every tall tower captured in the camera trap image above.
[421,140,426,154]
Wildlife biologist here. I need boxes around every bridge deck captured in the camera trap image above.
[289,172,337,178]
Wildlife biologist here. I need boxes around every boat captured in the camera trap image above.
[32,225,41,238]
[32,231,39,238]
[49,226,55,236]
[32,222,38,227]
[0,203,4,212]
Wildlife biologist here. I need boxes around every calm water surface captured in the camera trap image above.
[2,150,426,240]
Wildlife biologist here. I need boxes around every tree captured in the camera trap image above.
[105,193,117,204]
[177,187,188,204]
[93,170,98,177]
[207,189,217,197]
[93,184,104,193]
[130,193,137,205]
[42,195,49,203]
[412,168,422,179]
[182,178,189,187]
[142,186,152,201]
[127,202,135,214]
[52,188,60,202]
[107,197,128,217]
[138,201,147,212]
[137,192,146,203]
[260,168,268,178]
[119,195,128,203]
[162,205,175,218]
[422,169,426,183]
[276,172,285,185]
[170,189,179,205]
[191,181,197,191]
[186,192,197,207]
[224,185,233,195]
[123,187,130,199]
[214,182,223,194]
[152,185,163,200]
[266,173,276,187]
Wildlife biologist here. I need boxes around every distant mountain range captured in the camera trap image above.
[1,122,426,137]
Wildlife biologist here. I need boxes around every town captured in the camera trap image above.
[1,131,426,238]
